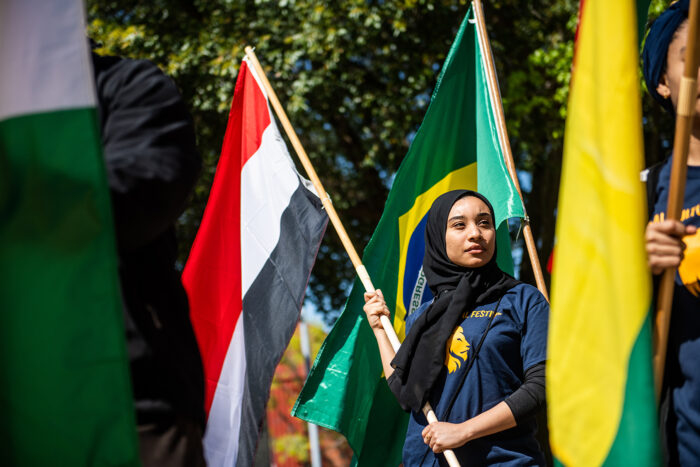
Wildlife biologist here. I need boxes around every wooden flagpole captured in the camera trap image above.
[244,46,461,467]
[472,0,550,302]
[653,0,700,399]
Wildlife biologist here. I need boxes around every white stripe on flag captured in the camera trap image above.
[240,121,301,296]
[0,0,95,121]
[203,317,247,466]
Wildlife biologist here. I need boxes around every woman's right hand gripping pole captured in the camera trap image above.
[363,289,396,378]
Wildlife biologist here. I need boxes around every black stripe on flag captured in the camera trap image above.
[237,181,328,466]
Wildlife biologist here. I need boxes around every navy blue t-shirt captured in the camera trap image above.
[402,283,548,466]
[651,158,700,465]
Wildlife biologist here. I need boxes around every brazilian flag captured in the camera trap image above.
[293,6,524,465]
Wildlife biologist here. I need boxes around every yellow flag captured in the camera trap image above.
[547,1,660,465]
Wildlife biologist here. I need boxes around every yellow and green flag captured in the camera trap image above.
[293,6,524,465]
[548,0,660,465]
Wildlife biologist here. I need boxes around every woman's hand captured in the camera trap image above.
[421,401,516,453]
[363,289,390,331]
[422,421,470,453]
[363,289,396,378]
[646,220,697,275]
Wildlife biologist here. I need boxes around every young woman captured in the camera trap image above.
[642,1,700,463]
[364,190,548,466]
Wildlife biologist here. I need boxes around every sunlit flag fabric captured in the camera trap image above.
[292,6,524,465]
[182,57,328,467]
[0,0,139,464]
[547,0,660,465]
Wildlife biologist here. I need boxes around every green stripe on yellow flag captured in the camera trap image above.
[293,6,524,465]
[548,1,660,466]
[0,0,139,464]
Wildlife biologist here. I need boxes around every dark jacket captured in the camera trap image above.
[92,52,205,426]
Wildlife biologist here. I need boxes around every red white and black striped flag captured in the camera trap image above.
[182,57,328,466]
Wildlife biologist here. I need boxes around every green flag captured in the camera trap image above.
[0,0,139,464]
[292,6,524,465]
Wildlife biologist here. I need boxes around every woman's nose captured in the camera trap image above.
[466,223,481,240]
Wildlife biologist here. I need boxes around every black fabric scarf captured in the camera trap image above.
[387,190,520,413]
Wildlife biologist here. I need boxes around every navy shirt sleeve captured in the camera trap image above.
[519,288,549,371]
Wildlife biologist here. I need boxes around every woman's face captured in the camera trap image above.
[444,196,496,268]
[657,21,700,115]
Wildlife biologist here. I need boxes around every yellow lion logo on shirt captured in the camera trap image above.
[679,229,700,297]
[445,326,470,374]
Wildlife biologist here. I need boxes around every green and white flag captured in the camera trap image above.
[0,0,139,464]
[292,6,524,465]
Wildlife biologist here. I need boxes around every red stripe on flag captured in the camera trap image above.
[183,61,271,414]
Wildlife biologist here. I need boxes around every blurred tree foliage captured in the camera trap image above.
[87,0,674,323]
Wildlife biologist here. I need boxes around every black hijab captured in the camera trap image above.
[387,190,520,412]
